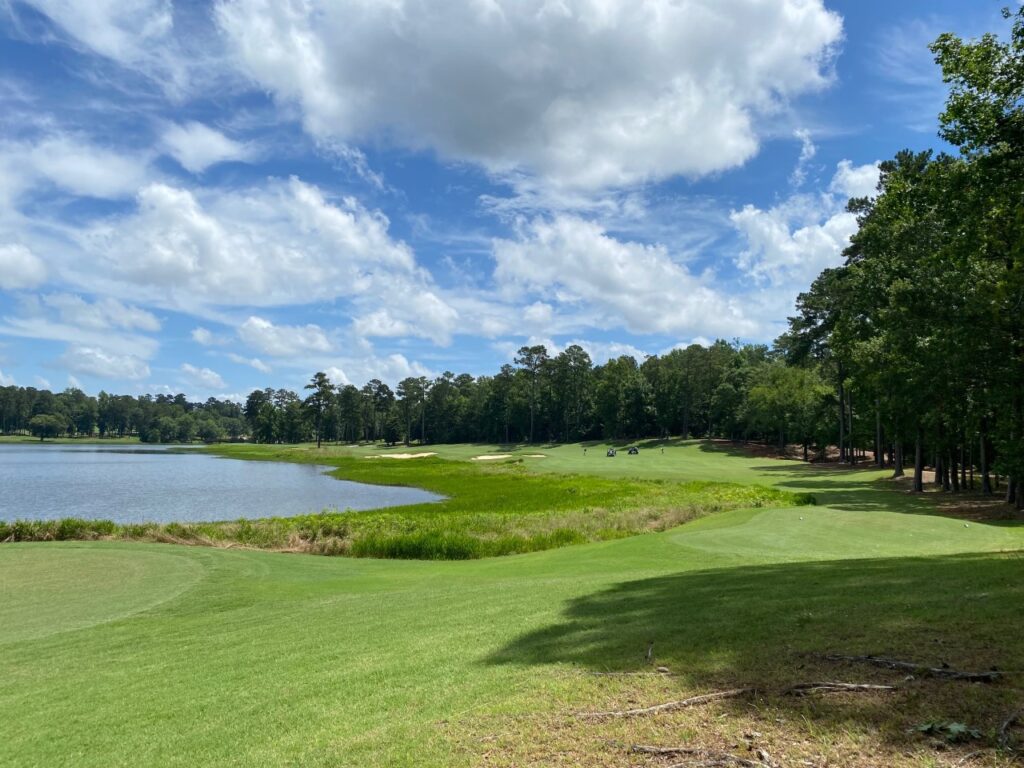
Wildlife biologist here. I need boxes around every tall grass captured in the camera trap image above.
[1,449,812,559]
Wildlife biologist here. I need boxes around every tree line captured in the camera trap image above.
[782,8,1024,506]
[0,340,837,453]
[0,387,246,443]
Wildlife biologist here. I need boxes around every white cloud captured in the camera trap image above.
[25,135,150,199]
[830,159,880,200]
[0,244,47,289]
[731,160,880,288]
[192,327,215,345]
[227,352,272,373]
[0,369,13,386]
[68,178,458,343]
[238,316,331,357]
[21,0,173,64]
[59,345,150,380]
[493,215,757,337]
[41,293,160,332]
[217,0,842,190]
[34,375,52,390]
[14,0,207,95]
[353,310,413,340]
[789,128,817,188]
[67,374,82,390]
[181,362,227,389]
[162,121,252,173]
[0,296,159,360]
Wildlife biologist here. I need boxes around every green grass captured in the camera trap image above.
[2,441,1024,766]
[2,442,808,558]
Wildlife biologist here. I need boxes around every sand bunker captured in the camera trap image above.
[365,452,437,459]
[471,453,547,461]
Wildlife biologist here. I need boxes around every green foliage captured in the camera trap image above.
[913,721,982,743]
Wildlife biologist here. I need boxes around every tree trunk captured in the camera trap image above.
[875,400,883,468]
[837,379,846,464]
[913,427,924,493]
[950,449,960,493]
[981,424,992,495]
[892,440,905,478]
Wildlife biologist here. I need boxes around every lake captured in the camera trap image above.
[0,443,442,524]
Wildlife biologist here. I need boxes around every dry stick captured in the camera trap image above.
[632,745,775,768]
[579,687,755,718]
[821,654,1001,682]
[783,681,896,696]
[999,707,1024,747]
[631,746,760,768]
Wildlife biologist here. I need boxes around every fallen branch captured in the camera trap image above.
[1000,707,1023,747]
[631,746,759,767]
[580,687,755,718]
[821,654,1000,682]
[631,744,777,767]
[783,681,896,696]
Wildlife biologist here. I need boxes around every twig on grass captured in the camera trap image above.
[579,687,755,718]
[999,706,1023,747]
[783,681,896,696]
[820,654,1001,682]
[631,744,778,767]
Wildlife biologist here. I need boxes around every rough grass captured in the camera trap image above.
[0,446,809,559]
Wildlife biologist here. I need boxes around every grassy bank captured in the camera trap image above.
[0,443,809,558]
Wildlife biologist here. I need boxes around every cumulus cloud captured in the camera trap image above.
[0,295,159,360]
[830,159,881,200]
[493,215,757,337]
[0,244,47,289]
[192,327,216,345]
[238,316,331,357]
[69,177,458,343]
[181,362,226,389]
[41,293,160,332]
[161,121,252,173]
[227,352,272,373]
[0,369,14,386]
[59,345,151,380]
[217,0,842,189]
[725,159,881,338]
[23,135,151,199]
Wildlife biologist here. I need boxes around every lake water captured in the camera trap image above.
[0,444,442,524]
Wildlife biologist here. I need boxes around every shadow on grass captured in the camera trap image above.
[486,552,1024,749]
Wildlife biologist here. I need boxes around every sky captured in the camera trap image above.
[0,0,1008,400]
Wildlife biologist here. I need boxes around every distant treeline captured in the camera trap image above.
[0,341,834,453]
[0,389,246,443]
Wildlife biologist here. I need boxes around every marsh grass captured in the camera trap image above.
[0,446,810,559]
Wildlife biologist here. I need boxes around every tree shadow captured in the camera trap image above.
[486,553,1024,750]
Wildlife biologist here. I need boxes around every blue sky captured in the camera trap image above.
[0,0,1007,399]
